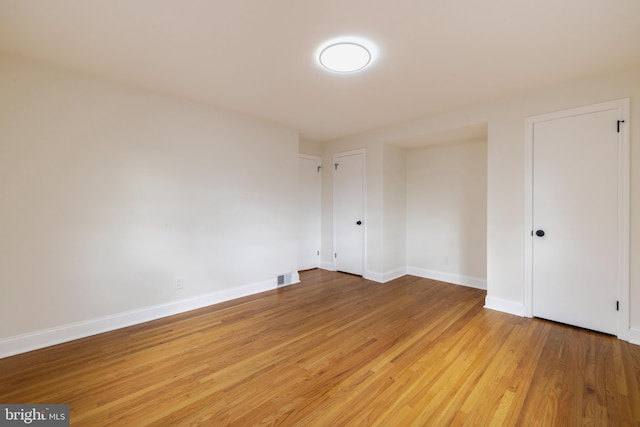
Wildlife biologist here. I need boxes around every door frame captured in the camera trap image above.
[333,149,366,275]
[524,98,630,340]
[298,154,322,271]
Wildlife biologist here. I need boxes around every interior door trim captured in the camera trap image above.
[523,98,630,340]
[298,154,322,271]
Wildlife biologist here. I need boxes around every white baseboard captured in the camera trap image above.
[361,270,377,282]
[406,266,487,290]
[484,296,526,317]
[321,263,406,283]
[363,268,406,283]
[629,327,640,346]
[382,267,407,283]
[364,270,383,283]
[0,278,277,359]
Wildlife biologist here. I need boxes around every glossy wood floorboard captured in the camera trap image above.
[1,270,639,426]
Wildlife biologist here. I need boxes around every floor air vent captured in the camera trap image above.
[277,273,293,287]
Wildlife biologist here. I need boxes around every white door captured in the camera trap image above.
[532,108,620,335]
[334,151,364,275]
[298,155,321,271]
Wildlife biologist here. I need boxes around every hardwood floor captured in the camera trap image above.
[1,269,639,426]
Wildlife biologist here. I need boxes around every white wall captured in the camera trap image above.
[321,66,640,341]
[0,55,299,353]
[406,139,487,287]
[382,143,406,279]
[3,55,638,355]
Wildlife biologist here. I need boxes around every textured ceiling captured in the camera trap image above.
[1,0,639,141]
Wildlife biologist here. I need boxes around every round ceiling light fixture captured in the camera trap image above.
[317,37,376,73]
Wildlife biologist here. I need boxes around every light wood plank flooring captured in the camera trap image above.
[1,270,639,426]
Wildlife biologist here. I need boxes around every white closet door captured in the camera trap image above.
[334,152,364,276]
[532,108,619,334]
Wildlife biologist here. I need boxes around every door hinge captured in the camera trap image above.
[317,166,321,173]
[617,120,625,133]
[334,163,339,170]
[334,252,337,258]
[317,250,320,256]
[616,300,619,311]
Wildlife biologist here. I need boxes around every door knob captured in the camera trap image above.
[536,230,545,237]
[356,220,362,225]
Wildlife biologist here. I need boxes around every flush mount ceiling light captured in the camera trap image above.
[317,37,377,73]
